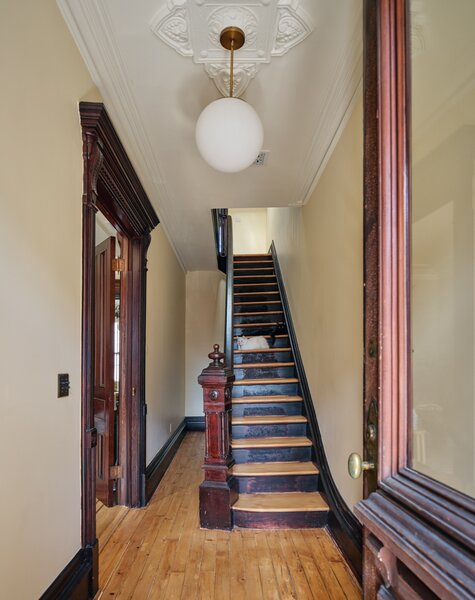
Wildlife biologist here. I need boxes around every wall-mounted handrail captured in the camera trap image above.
[224,215,234,368]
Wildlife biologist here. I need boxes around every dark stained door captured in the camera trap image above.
[94,237,116,506]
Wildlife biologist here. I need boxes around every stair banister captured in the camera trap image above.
[197,213,236,529]
[224,215,234,369]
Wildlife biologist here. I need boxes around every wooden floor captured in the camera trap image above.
[95,432,361,600]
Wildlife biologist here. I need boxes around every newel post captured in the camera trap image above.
[198,344,237,529]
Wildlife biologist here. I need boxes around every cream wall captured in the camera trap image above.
[228,208,268,254]
[0,1,99,597]
[145,227,186,464]
[267,97,364,508]
[185,271,226,415]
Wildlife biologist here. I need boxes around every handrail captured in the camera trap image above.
[224,215,234,368]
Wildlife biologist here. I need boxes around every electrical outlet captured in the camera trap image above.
[169,423,172,433]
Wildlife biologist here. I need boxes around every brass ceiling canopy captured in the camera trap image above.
[219,26,245,52]
[219,26,245,98]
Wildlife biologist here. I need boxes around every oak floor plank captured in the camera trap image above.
[290,530,329,599]
[214,532,231,600]
[241,530,265,600]
[300,530,346,600]
[277,530,314,600]
[229,530,247,600]
[266,530,298,600]
[254,532,281,600]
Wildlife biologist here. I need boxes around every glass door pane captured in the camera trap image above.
[411,0,475,497]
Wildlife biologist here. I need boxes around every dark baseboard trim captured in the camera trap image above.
[185,416,206,431]
[270,241,363,581]
[145,418,187,503]
[39,542,97,600]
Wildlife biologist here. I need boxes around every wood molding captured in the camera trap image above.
[270,242,362,580]
[145,419,187,503]
[356,1,475,598]
[185,416,206,431]
[39,543,97,600]
[79,102,159,568]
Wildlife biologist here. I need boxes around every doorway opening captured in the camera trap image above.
[80,102,159,593]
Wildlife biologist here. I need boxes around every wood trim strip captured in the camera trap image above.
[270,241,362,579]
[39,545,96,600]
[145,419,187,503]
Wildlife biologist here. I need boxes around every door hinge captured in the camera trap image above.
[110,465,123,479]
[143,403,148,416]
[85,427,97,449]
[112,258,125,272]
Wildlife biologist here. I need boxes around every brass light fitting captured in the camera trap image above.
[219,26,245,98]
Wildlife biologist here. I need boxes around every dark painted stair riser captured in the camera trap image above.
[233,303,283,313]
[232,446,312,463]
[232,401,303,417]
[234,267,275,276]
[233,312,284,325]
[234,324,286,337]
[233,336,290,349]
[234,284,279,293]
[235,474,319,494]
[234,255,272,263]
[234,349,293,364]
[233,292,280,303]
[233,510,328,529]
[232,422,307,438]
[232,382,299,397]
[234,365,295,380]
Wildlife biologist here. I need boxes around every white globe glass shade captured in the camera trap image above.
[195,97,264,173]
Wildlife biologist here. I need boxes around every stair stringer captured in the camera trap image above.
[270,241,362,581]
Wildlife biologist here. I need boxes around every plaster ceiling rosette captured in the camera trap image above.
[151,0,314,97]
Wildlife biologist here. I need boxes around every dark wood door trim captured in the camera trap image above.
[79,103,159,577]
[357,1,475,598]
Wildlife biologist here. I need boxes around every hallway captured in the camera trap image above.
[95,433,361,599]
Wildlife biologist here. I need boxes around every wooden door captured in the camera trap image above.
[355,1,475,598]
[94,237,116,506]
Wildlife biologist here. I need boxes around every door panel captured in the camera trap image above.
[356,1,475,598]
[94,237,116,506]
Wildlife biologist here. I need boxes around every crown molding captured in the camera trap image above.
[292,11,363,206]
[57,0,187,272]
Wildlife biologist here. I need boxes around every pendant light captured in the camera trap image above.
[195,27,264,173]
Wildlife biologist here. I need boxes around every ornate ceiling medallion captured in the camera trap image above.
[150,0,314,97]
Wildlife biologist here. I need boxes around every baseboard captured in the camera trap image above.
[145,418,187,503]
[270,241,363,580]
[185,416,205,431]
[39,542,97,600]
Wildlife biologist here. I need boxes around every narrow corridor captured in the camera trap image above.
[95,433,361,599]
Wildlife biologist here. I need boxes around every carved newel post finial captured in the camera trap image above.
[209,344,224,366]
[198,343,236,530]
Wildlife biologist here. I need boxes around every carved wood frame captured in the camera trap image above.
[79,103,159,581]
[356,1,475,598]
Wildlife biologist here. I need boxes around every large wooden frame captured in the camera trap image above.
[80,102,159,592]
[356,1,475,598]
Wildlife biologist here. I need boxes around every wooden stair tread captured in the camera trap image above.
[234,378,299,385]
[232,492,328,513]
[235,362,294,368]
[230,461,318,477]
[234,301,282,305]
[234,322,283,328]
[234,334,287,339]
[232,415,307,425]
[233,311,284,316]
[235,275,277,279]
[234,291,279,296]
[234,283,277,287]
[234,267,275,271]
[231,436,312,448]
[234,347,292,354]
[234,254,271,257]
[232,395,302,404]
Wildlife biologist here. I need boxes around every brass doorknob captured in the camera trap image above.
[348,452,375,479]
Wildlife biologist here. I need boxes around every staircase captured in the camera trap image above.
[230,253,329,528]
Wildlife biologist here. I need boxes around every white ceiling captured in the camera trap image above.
[58,0,362,270]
